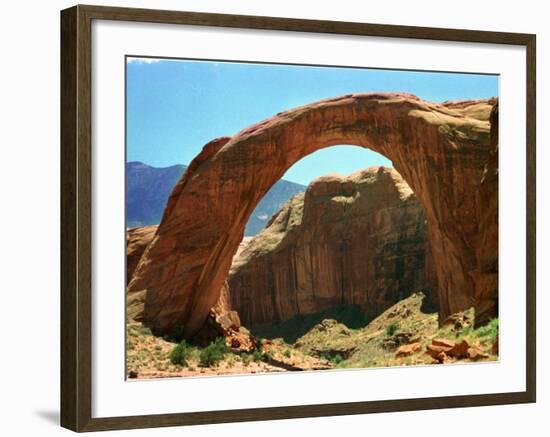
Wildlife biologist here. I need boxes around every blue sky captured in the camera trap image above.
[126,57,498,186]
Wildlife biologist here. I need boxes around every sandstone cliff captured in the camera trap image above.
[127,225,157,284]
[229,167,437,326]
[126,225,250,347]
[126,225,157,321]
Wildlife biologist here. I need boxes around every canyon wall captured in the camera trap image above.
[126,225,157,321]
[229,167,437,326]
[127,225,157,284]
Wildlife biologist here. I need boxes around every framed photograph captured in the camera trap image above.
[60,4,536,432]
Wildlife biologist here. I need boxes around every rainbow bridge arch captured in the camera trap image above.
[127,93,498,338]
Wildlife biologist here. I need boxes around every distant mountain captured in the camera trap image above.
[126,162,306,236]
[245,179,306,236]
[127,162,186,228]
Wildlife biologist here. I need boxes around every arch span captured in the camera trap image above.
[128,93,498,338]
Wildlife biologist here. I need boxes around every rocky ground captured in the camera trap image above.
[126,323,330,379]
[126,292,498,379]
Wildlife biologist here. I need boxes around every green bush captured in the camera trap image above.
[199,338,229,367]
[319,351,344,365]
[241,353,251,366]
[386,323,399,337]
[252,349,269,362]
[136,325,153,336]
[475,318,499,341]
[169,340,193,366]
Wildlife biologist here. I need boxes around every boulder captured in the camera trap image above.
[395,342,422,357]
[467,347,489,361]
[431,338,455,349]
[447,339,470,358]
[193,281,255,352]
[426,338,455,362]
[426,344,452,359]
[426,338,489,361]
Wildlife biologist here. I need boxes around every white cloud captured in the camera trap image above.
[126,57,162,65]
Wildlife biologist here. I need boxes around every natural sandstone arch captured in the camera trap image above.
[128,92,498,338]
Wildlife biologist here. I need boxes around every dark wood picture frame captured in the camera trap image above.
[60,4,536,432]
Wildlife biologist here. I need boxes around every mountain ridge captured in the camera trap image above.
[126,161,306,236]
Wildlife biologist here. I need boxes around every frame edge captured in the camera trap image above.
[61,4,95,432]
[60,5,79,432]
[525,33,536,403]
[60,4,537,432]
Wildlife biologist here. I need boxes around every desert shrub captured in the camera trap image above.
[252,348,270,362]
[475,318,499,341]
[169,340,193,366]
[199,338,229,367]
[252,349,263,362]
[136,325,153,336]
[283,349,291,358]
[386,323,399,337]
[241,353,251,366]
[319,351,345,365]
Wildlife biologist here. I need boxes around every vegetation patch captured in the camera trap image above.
[475,318,499,342]
[125,294,498,379]
[199,338,230,367]
[169,340,194,366]
[385,323,399,337]
[252,348,270,362]
[319,350,345,365]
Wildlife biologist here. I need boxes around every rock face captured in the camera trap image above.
[244,180,306,236]
[126,225,158,284]
[126,225,157,321]
[471,103,499,326]
[229,167,437,326]
[126,225,253,348]
[127,93,498,339]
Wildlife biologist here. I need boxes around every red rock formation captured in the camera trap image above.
[229,167,437,326]
[426,338,489,362]
[125,225,250,345]
[127,93,498,338]
[193,281,255,351]
[126,225,157,321]
[126,225,157,284]
[472,102,499,326]
[395,342,422,357]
